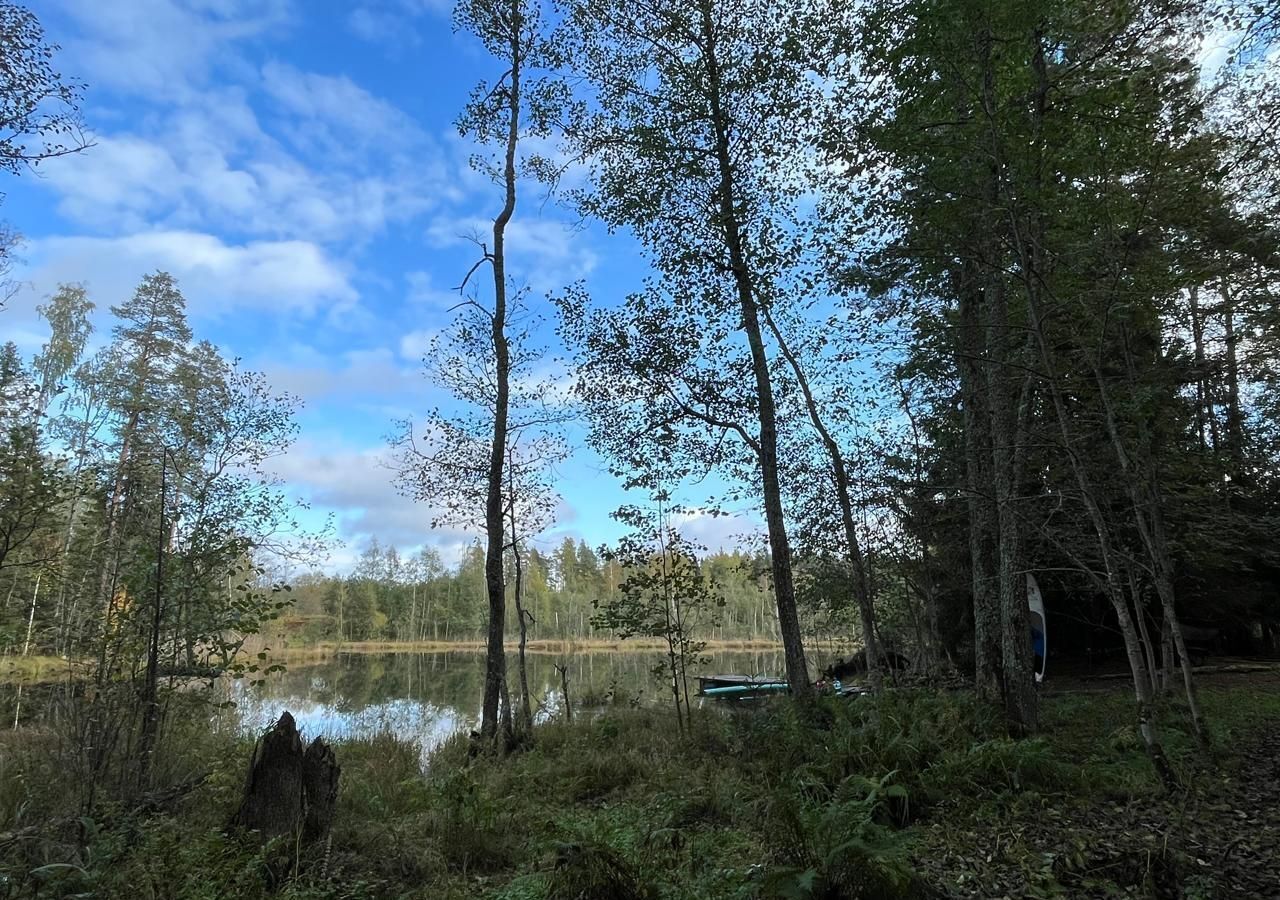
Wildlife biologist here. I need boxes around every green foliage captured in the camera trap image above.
[762,771,917,900]
[545,841,658,900]
[2,684,1280,897]
[593,496,724,726]
[922,738,1067,799]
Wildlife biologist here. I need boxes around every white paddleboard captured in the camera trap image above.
[1028,573,1047,682]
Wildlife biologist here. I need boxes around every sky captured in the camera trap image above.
[1,0,761,572]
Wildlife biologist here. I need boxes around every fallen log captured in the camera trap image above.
[1081,662,1280,681]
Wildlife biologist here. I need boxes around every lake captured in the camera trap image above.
[231,648,788,760]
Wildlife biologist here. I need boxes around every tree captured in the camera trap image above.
[0,342,62,575]
[0,1,90,305]
[594,493,722,730]
[389,0,562,745]
[32,272,317,797]
[558,0,820,697]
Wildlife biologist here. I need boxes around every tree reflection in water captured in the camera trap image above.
[231,649,785,763]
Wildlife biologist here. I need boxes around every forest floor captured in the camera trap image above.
[1,670,1279,899]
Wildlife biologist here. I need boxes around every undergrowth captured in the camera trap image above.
[0,683,1275,898]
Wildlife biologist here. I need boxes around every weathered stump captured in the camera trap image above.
[230,711,340,847]
[302,737,339,843]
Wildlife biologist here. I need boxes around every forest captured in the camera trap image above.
[1,0,1279,897]
[278,540,801,644]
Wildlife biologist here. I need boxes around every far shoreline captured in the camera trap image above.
[268,637,805,660]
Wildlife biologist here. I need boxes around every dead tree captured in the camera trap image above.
[230,711,340,848]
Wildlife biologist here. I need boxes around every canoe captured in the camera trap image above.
[1028,573,1047,683]
[697,674,787,692]
[700,682,790,698]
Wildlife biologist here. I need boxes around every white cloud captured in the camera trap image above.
[399,328,442,362]
[266,440,478,558]
[670,508,764,553]
[406,270,463,309]
[19,231,355,317]
[345,0,453,48]
[259,61,427,158]
[257,345,421,403]
[426,216,598,293]
[347,7,407,46]
[56,0,290,99]
[38,97,440,245]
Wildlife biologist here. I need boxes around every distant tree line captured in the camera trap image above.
[274,536,849,646]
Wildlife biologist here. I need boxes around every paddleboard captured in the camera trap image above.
[1028,573,1047,682]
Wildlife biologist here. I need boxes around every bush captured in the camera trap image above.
[923,737,1068,798]
[760,771,919,900]
[545,841,659,900]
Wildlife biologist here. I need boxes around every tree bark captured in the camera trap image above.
[479,0,521,742]
[1187,286,1212,451]
[508,457,532,733]
[231,712,303,839]
[230,712,341,857]
[957,262,1002,701]
[138,450,167,788]
[1220,281,1244,469]
[556,663,573,723]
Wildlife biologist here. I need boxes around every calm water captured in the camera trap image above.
[231,649,786,759]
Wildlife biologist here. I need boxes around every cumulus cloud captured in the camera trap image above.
[38,97,440,245]
[266,441,479,560]
[399,328,442,363]
[18,231,355,317]
[670,508,765,553]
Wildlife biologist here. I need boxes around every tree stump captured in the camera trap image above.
[230,711,340,846]
[302,737,339,843]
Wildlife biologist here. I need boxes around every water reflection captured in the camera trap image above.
[232,649,784,761]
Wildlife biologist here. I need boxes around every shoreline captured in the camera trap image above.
[267,637,801,660]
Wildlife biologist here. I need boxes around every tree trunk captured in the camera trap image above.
[302,737,340,844]
[1187,286,1212,451]
[958,267,1001,701]
[480,0,521,742]
[1096,334,1208,746]
[510,492,532,733]
[21,571,41,657]
[137,452,168,788]
[1220,281,1244,469]
[985,273,1036,734]
[230,711,341,847]
[1128,562,1160,693]
[698,0,809,697]
[556,663,572,723]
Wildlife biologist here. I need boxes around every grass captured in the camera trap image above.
[0,679,1277,898]
[0,655,72,685]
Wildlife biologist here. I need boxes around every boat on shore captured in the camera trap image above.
[697,673,789,697]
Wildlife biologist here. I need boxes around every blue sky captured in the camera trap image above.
[2,0,761,571]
